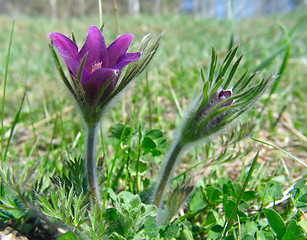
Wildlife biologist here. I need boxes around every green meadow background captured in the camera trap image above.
[1,10,306,169]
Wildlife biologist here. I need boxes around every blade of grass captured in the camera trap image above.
[102,117,128,213]
[26,95,38,147]
[251,138,306,167]
[3,92,26,163]
[125,82,140,191]
[100,124,108,176]
[252,44,287,72]
[98,0,103,27]
[169,81,183,117]
[135,124,142,194]
[1,19,15,165]
[228,0,235,50]
[145,71,153,128]
[220,151,259,239]
[269,41,290,99]
[155,69,161,129]
[254,158,281,223]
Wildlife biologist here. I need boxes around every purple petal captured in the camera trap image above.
[81,26,108,73]
[60,52,81,78]
[218,90,233,107]
[50,32,79,76]
[220,99,233,108]
[50,32,78,57]
[113,52,141,70]
[107,34,134,68]
[82,68,117,102]
[81,67,90,86]
[218,90,232,98]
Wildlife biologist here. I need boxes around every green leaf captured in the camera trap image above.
[142,137,157,149]
[298,193,307,203]
[225,235,235,240]
[108,188,118,202]
[110,124,131,140]
[145,129,163,139]
[180,229,194,240]
[242,191,258,202]
[145,216,159,238]
[205,186,222,204]
[242,235,256,240]
[190,191,207,212]
[256,231,266,240]
[233,183,243,199]
[299,221,307,232]
[222,181,236,197]
[208,225,223,239]
[263,208,286,239]
[242,221,258,237]
[164,220,180,240]
[209,46,218,84]
[143,204,158,217]
[109,232,126,240]
[224,55,243,89]
[104,208,118,222]
[264,181,284,204]
[204,210,218,227]
[224,198,236,219]
[57,231,77,240]
[283,220,306,240]
[295,179,306,189]
[129,195,142,209]
[129,159,150,176]
[142,129,166,156]
[118,191,135,205]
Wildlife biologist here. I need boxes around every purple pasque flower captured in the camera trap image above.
[50,25,141,104]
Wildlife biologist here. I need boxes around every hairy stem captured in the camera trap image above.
[152,139,184,208]
[85,124,101,209]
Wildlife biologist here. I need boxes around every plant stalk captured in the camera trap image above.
[85,124,101,209]
[152,139,184,208]
[112,0,120,35]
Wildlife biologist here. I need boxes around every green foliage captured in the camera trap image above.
[107,191,157,239]
[291,179,307,212]
[51,157,88,195]
[57,231,78,240]
[264,208,286,239]
[142,129,167,156]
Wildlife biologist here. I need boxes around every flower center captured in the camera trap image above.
[91,62,103,73]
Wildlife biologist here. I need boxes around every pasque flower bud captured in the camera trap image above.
[180,46,273,146]
[153,46,274,216]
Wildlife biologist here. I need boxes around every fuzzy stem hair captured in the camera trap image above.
[152,138,184,208]
[85,123,101,209]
